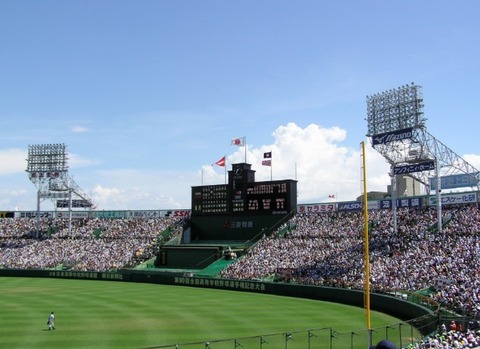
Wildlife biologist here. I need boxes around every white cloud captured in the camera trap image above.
[464,154,480,171]
[71,125,89,133]
[91,184,125,209]
[89,169,197,210]
[0,148,27,175]
[69,153,100,168]
[0,187,31,211]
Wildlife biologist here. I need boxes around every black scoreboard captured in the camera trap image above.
[191,185,228,215]
[191,163,297,216]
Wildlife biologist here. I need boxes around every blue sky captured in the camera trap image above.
[1,1,479,211]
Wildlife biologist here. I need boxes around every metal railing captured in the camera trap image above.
[141,321,426,349]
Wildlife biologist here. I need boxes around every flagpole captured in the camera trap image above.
[244,136,247,163]
[224,155,227,184]
[270,151,273,181]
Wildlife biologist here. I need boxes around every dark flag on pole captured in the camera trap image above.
[262,151,272,166]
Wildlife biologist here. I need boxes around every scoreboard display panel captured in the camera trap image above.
[191,184,228,215]
[239,181,294,214]
[192,180,296,216]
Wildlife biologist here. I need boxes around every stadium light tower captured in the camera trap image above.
[366,83,480,233]
[26,143,93,235]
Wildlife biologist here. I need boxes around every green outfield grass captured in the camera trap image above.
[0,277,419,349]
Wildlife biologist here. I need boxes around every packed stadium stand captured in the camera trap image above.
[221,204,480,318]
[0,216,184,271]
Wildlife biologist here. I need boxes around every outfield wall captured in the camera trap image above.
[0,268,437,336]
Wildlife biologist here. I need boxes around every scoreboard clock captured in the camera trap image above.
[230,163,255,188]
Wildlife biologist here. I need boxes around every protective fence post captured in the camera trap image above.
[350,332,358,349]
[284,332,293,349]
[307,330,317,349]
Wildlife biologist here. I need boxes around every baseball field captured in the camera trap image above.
[0,277,419,349]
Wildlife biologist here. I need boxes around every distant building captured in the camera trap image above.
[356,175,423,202]
[388,174,423,197]
[356,191,388,202]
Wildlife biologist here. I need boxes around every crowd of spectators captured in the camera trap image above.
[220,204,480,318]
[0,216,182,271]
[409,320,480,348]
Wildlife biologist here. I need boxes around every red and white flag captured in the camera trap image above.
[212,156,226,167]
[231,137,245,146]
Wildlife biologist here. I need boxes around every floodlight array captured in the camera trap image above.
[366,83,426,137]
[26,143,69,174]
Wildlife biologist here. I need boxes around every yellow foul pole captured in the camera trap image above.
[361,141,372,345]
